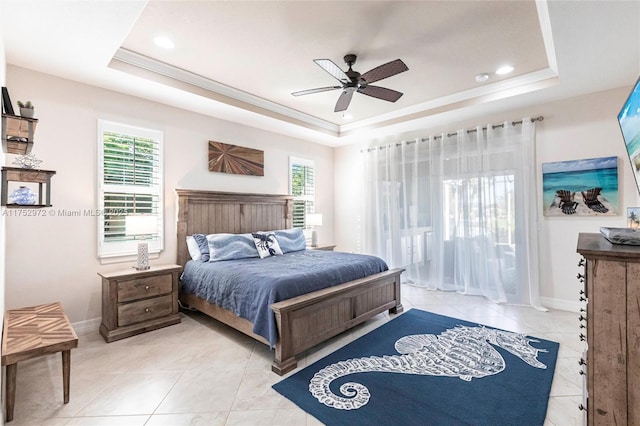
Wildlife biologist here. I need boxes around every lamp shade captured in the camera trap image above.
[307,213,323,227]
[125,215,157,236]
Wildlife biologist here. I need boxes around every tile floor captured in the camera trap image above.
[5,286,585,425]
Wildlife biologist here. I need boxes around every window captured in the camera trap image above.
[289,157,315,229]
[442,173,515,247]
[97,120,163,258]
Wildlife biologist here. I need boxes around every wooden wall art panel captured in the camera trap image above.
[208,141,264,176]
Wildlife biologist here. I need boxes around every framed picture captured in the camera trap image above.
[628,207,640,228]
[542,156,618,216]
[2,87,15,116]
[208,140,264,176]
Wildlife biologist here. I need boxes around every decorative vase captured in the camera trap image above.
[19,108,34,119]
[9,186,36,205]
[136,242,150,270]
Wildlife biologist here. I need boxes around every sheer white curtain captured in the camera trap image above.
[363,118,543,308]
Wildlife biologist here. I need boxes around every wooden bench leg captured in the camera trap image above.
[62,350,71,404]
[5,363,17,422]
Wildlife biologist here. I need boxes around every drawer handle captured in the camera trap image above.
[579,333,586,341]
[579,315,586,322]
[578,404,586,411]
[145,308,150,313]
[578,358,586,366]
[578,258,585,267]
[577,273,584,282]
[145,285,150,290]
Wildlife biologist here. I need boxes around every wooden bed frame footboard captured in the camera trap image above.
[271,268,403,374]
[176,189,404,375]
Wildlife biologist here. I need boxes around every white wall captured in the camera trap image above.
[335,86,638,311]
[535,87,640,309]
[4,66,334,327]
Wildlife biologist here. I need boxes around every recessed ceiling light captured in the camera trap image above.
[475,73,490,83]
[495,65,514,75]
[154,36,175,49]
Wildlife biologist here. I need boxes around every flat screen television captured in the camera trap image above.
[618,75,640,194]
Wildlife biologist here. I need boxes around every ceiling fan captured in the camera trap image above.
[292,54,409,113]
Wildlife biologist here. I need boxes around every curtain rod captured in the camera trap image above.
[362,115,544,152]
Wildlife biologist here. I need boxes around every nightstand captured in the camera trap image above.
[309,244,336,251]
[98,264,182,342]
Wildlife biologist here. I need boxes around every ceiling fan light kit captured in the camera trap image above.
[292,54,408,113]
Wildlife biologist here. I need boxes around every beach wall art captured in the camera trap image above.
[208,141,264,176]
[542,156,618,216]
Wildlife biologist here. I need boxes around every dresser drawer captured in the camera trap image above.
[117,295,173,327]
[117,274,172,303]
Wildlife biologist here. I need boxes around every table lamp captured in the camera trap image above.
[125,214,157,270]
[307,213,323,247]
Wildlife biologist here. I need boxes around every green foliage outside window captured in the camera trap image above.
[291,161,315,229]
[102,131,160,242]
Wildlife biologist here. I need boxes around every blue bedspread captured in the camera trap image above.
[180,250,389,347]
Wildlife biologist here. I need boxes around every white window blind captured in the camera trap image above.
[97,120,163,258]
[289,157,315,229]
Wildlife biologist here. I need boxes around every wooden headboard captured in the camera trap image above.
[175,189,293,267]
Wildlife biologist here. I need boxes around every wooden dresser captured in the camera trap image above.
[98,264,182,342]
[576,233,640,425]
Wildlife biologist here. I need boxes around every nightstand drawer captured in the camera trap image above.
[117,274,172,303]
[117,295,173,327]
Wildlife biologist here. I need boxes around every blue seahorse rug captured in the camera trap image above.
[272,308,559,426]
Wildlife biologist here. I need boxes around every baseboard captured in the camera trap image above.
[540,296,581,313]
[72,317,101,336]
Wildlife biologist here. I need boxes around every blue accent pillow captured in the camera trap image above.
[274,228,307,253]
[186,234,210,262]
[207,233,259,262]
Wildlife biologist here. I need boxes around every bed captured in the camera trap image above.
[176,189,404,375]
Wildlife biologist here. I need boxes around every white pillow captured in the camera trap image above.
[186,235,202,261]
[251,232,283,258]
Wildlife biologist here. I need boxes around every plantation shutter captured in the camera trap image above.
[98,120,164,258]
[289,157,315,229]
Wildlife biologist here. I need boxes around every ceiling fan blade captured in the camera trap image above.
[334,88,355,112]
[358,85,404,102]
[314,59,350,83]
[292,86,341,96]
[361,59,408,84]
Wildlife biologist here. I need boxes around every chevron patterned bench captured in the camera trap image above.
[1,302,78,422]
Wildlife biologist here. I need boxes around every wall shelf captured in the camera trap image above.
[1,167,56,208]
[1,114,38,155]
